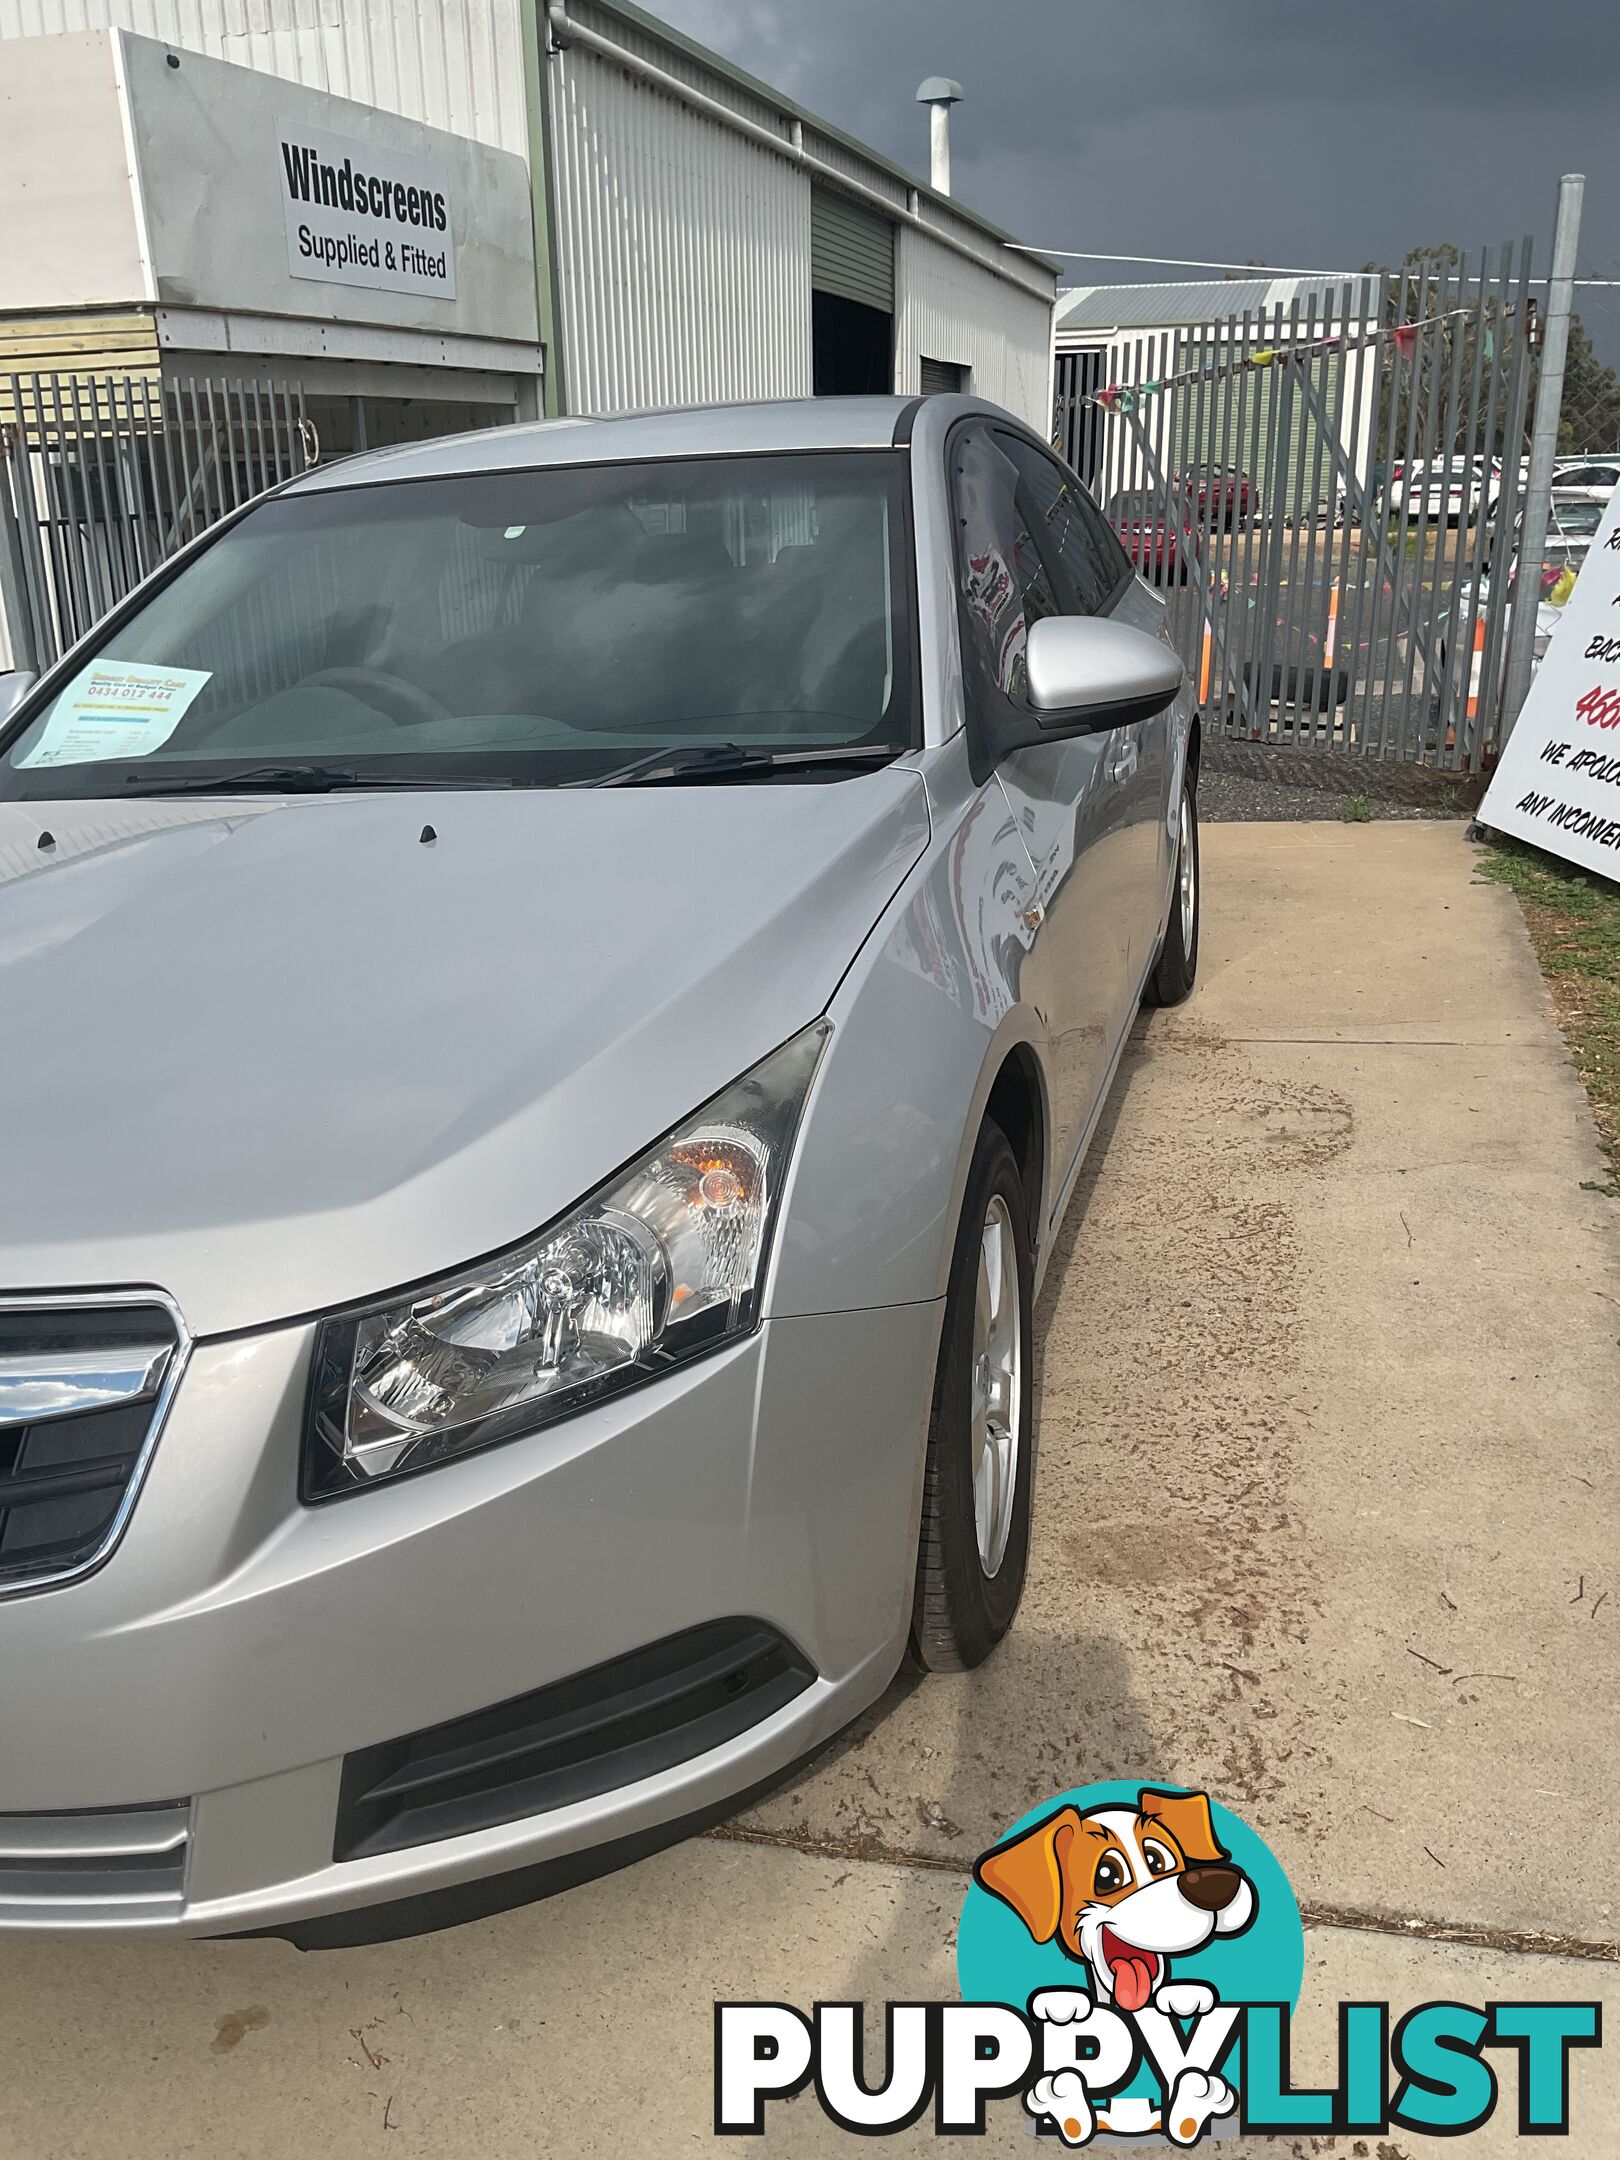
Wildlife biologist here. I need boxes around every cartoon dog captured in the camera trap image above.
[973,1787,1255,2012]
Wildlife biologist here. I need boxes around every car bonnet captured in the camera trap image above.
[0,772,929,1334]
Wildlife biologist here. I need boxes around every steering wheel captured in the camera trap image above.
[301,667,451,730]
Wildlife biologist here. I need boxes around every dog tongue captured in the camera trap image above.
[1112,1952,1157,2012]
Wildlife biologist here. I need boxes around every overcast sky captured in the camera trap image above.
[654,0,1620,357]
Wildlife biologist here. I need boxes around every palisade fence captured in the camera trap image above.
[0,374,310,674]
[1054,242,1545,772]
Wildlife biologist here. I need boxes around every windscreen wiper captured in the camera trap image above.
[588,743,904,788]
[117,764,521,796]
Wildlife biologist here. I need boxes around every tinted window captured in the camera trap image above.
[950,424,1061,703]
[2,452,916,798]
[999,434,1130,615]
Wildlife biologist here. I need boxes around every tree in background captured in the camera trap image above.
[1556,315,1620,454]
[1373,242,1620,458]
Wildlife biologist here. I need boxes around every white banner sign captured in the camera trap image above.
[1478,479,1620,883]
[279,123,456,300]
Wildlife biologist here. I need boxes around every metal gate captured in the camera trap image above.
[1055,243,1540,771]
[0,373,309,674]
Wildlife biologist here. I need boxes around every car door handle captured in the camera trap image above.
[1109,733,1139,782]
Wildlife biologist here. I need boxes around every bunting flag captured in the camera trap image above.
[1076,300,1503,418]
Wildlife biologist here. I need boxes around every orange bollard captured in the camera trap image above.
[1459,612,1488,747]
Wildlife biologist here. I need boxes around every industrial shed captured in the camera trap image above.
[0,0,1058,431]
[1053,276,1377,501]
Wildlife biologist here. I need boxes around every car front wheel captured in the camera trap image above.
[1145,773,1201,1006]
[909,1119,1035,1672]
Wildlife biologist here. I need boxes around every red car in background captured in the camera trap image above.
[1177,466,1252,528]
[1106,488,1199,582]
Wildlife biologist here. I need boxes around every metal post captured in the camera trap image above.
[0,428,41,675]
[1501,172,1584,743]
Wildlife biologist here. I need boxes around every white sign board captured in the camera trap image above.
[1479,480,1620,883]
[278,123,455,301]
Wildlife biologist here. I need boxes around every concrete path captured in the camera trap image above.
[3,824,1615,2157]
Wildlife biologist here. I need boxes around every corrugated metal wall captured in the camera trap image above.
[0,0,529,155]
[549,4,1053,422]
[894,224,1053,430]
[549,27,812,415]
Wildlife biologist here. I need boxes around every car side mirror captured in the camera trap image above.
[1023,616,1184,735]
[0,670,38,725]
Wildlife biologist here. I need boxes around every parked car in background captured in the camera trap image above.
[1381,457,1491,526]
[1175,466,1251,529]
[1546,493,1605,546]
[1487,455,1530,516]
[0,395,1197,1943]
[1488,494,1604,574]
[1551,457,1620,507]
[1106,487,1199,581]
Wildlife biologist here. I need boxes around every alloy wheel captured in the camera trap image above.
[971,1194,1023,1578]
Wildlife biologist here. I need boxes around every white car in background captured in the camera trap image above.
[1551,457,1620,507]
[1381,458,1491,526]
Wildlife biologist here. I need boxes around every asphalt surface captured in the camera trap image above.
[1200,734,1474,823]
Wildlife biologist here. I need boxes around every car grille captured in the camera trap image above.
[0,1803,190,1923]
[335,1618,817,1862]
[0,1298,185,1594]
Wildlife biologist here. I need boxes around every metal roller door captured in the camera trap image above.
[811,186,895,312]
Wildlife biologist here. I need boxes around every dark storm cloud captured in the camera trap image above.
[656,1,1620,347]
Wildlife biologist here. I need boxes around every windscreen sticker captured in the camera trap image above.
[17,661,212,769]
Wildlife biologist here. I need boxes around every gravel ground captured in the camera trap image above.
[1200,733,1475,822]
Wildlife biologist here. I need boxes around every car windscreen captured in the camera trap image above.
[0,450,918,797]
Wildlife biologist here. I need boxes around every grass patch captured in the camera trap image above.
[1478,836,1620,1190]
[1340,792,1373,823]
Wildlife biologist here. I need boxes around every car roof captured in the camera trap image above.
[285,397,1017,494]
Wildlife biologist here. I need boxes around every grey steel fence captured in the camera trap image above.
[1054,242,1540,772]
[0,373,309,674]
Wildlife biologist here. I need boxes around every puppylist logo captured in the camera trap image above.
[715,1782,1602,2145]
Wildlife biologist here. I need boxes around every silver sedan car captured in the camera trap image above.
[0,396,1198,1943]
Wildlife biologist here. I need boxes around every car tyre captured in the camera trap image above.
[909,1120,1035,1673]
[1144,772,1201,1006]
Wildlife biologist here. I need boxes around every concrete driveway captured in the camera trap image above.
[4,824,1615,2158]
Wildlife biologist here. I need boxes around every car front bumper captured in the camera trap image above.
[0,1298,940,1938]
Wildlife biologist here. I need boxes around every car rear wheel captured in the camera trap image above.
[909,1120,1034,1672]
[1144,773,1201,1006]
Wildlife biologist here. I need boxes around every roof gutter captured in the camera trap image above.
[551,9,1055,305]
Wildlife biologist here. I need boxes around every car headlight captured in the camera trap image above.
[302,1023,829,1500]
